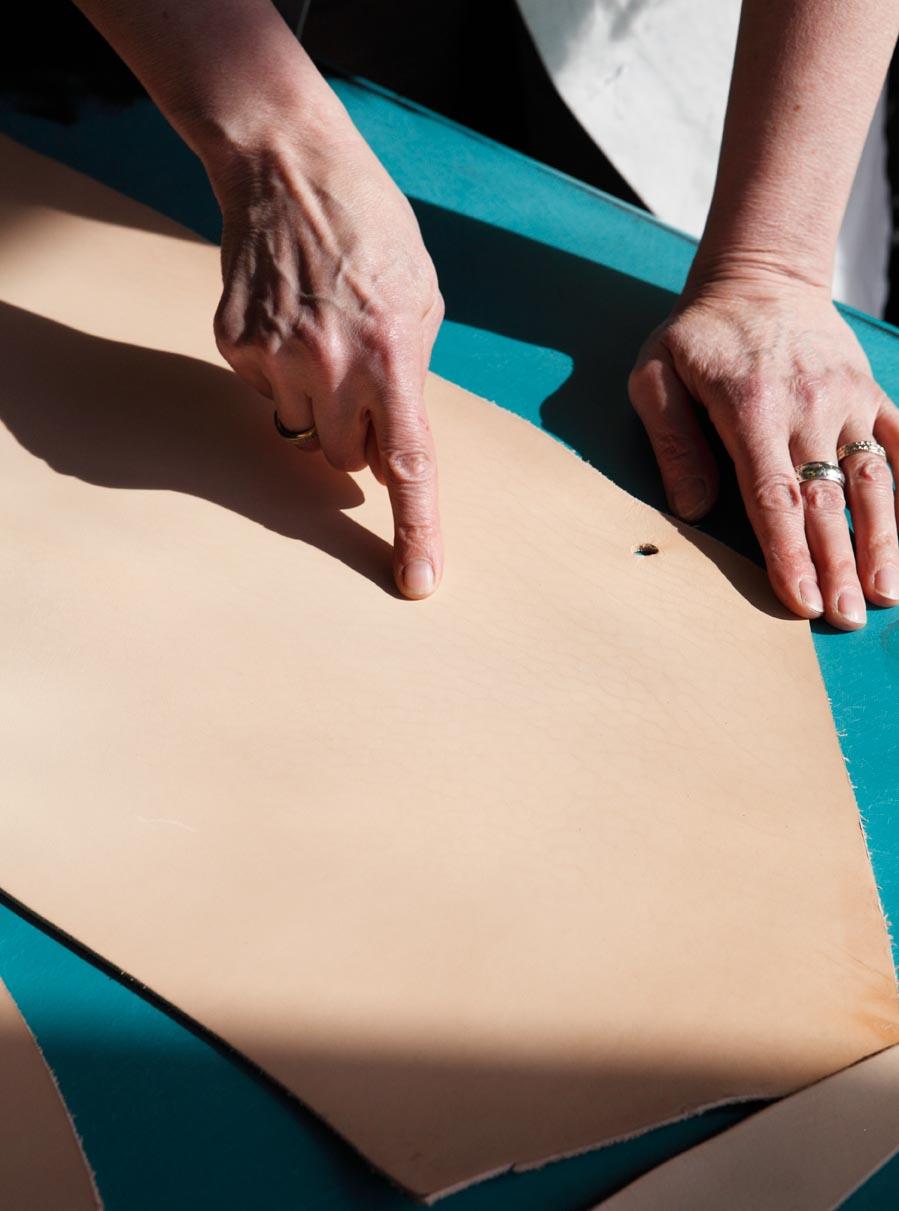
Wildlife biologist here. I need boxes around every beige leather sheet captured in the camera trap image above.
[0,975,100,1209]
[594,1044,899,1211]
[0,137,897,1200]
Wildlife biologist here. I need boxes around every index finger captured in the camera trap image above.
[372,387,443,600]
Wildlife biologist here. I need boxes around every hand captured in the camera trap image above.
[628,274,899,629]
[210,121,444,600]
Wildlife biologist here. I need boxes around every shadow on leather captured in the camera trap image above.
[0,301,395,594]
[0,885,766,1211]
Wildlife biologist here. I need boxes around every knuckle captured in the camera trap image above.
[366,322,421,375]
[851,454,893,487]
[426,290,446,332]
[732,377,776,415]
[215,304,277,359]
[821,554,858,582]
[791,373,829,410]
[215,334,256,381]
[653,429,696,468]
[877,394,899,426]
[395,521,438,550]
[627,360,663,406]
[751,473,802,515]
[373,326,403,361]
[357,306,399,344]
[246,305,294,355]
[863,529,899,561]
[765,542,814,581]
[216,295,347,382]
[213,304,244,359]
[215,331,238,366]
[299,320,341,367]
[324,446,366,474]
[626,361,650,391]
[717,381,780,435]
[384,444,435,485]
[257,331,285,359]
[802,479,846,515]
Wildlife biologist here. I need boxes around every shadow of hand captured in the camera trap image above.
[0,301,395,592]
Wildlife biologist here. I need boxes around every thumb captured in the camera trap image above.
[628,349,719,521]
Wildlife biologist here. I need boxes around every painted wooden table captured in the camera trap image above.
[1,73,896,1210]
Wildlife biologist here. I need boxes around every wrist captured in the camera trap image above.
[688,187,837,300]
[181,67,358,202]
[684,245,833,303]
[686,195,836,300]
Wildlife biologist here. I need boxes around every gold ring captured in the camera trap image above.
[274,410,317,446]
[836,439,887,462]
[794,461,845,487]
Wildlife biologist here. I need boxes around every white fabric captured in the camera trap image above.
[836,87,891,317]
[516,0,891,316]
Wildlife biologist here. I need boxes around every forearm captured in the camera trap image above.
[691,0,899,292]
[72,0,350,182]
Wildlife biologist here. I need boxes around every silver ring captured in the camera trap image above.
[836,439,887,462]
[274,410,317,446]
[794,461,846,487]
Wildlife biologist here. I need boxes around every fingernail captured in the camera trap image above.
[402,559,435,598]
[672,477,708,519]
[837,589,866,626]
[799,578,824,614]
[874,566,899,602]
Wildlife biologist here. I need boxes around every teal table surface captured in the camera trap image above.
[1,73,897,1210]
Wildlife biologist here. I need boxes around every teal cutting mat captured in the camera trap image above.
[1,72,897,1209]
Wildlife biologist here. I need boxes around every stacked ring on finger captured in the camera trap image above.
[836,439,888,463]
[794,460,846,488]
